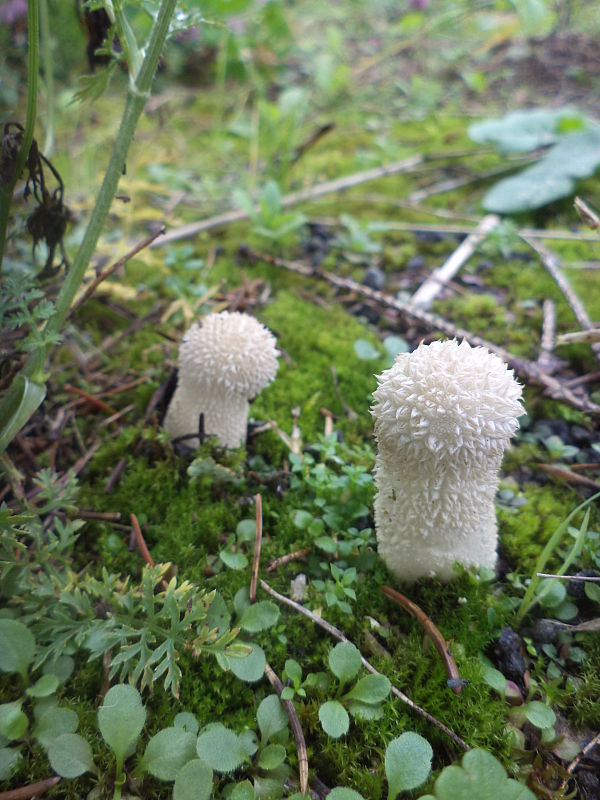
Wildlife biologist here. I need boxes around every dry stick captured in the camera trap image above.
[537,573,600,582]
[0,777,61,800]
[560,730,600,792]
[536,463,600,491]
[264,661,309,796]
[249,493,263,603]
[68,226,166,318]
[266,547,311,573]
[260,579,469,752]
[574,196,600,230]
[152,155,424,247]
[410,214,500,309]
[522,236,600,366]
[63,384,117,415]
[130,513,169,590]
[381,585,464,696]
[537,299,557,370]
[239,246,600,416]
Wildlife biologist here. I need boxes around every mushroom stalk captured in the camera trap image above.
[371,339,523,582]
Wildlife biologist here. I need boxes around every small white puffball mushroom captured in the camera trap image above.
[371,339,523,582]
[164,311,279,449]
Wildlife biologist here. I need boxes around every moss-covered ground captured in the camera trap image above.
[2,1,600,798]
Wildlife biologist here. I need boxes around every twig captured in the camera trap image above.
[536,573,600,582]
[68,226,166,317]
[536,463,600,491]
[560,730,600,792]
[330,366,358,420]
[408,160,535,204]
[76,509,121,521]
[381,585,464,695]
[290,122,335,166]
[105,457,127,493]
[0,777,61,800]
[264,661,309,795]
[239,246,600,416]
[266,547,311,573]
[249,493,263,603]
[410,214,500,309]
[260,579,469,751]
[131,513,155,567]
[522,236,600,366]
[63,384,117,415]
[574,196,600,230]
[152,155,424,247]
[537,299,556,370]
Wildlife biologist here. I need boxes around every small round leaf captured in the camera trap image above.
[139,727,197,781]
[47,733,95,778]
[33,707,78,749]
[173,759,213,800]
[385,732,433,797]
[343,674,390,705]
[98,684,146,764]
[318,701,349,739]
[0,620,35,678]
[258,743,286,770]
[174,712,199,736]
[328,642,362,684]
[239,601,280,633]
[26,674,60,698]
[0,702,28,741]
[231,780,255,800]
[327,789,365,800]
[0,746,21,780]
[226,643,266,683]
[523,702,556,730]
[257,695,288,744]
[196,724,248,773]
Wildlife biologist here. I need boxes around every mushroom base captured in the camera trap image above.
[163,383,250,449]
[373,452,501,582]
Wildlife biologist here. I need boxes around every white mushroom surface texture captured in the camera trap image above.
[164,311,279,448]
[371,338,523,582]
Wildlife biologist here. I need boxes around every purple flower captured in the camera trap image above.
[0,0,28,25]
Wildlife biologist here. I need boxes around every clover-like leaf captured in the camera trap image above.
[0,619,35,679]
[328,642,362,684]
[139,727,197,780]
[385,732,433,797]
[98,684,146,766]
[318,701,349,739]
[47,733,96,778]
[173,759,213,800]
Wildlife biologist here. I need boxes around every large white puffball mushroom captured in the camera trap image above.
[371,339,523,582]
[164,311,279,449]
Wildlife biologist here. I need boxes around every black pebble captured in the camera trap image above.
[577,769,600,800]
[567,569,600,600]
[492,627,527,683]
[363,266,386,291]
[530,619,558,645]
[406,256,426,271]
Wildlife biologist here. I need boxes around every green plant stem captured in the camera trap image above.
[516,490,600,624]
[0,0,39,272]
[39,0,54,155]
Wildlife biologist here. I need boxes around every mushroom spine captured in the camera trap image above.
[164,311,279,449]
[371,339,523,582]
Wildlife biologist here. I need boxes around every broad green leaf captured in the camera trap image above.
[423,748,536,800]
[173,759,213,800]
[512,0,555,36]
[258,743,287,770]
[383,335,410,358]
[239,601,280,633]
[468,108,581,152]
[353,339,381,361]
[231,780,255,800]
[318,701,349,739]
[346,701,384,721]
[224,643,266,683]
[98,684,146,764]
[343,674,390,705]
[0,702,27,741]
[33,707,79,749]
[328,642,362,684]
[42,655,75,684]
[174,712,199,736]
[238,729,259,756]
[236,519,257,542]
[0,376,46,457]
[196,724,248,773]
[47,733,96,778]
[26,674,60,698]
[523,701,556,730]
[257,695,288,744]
[585,582,600,604]
[139,727,197,780]
[293,510,314,530]
[479,655,506,695]
[385,732,433,797]
[284,659,302,685]
[535,579,566,609]
[219,550,249,570]
[327,789,365,800]
[0,619,36,678]
[0,746,21,780]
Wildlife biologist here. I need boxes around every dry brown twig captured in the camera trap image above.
[536,463,600,491]
[239,246,600,416]
[249,493,263,603]
[0,777,61,800]
[260,579,470,751]
[130,513,169,590]
[381,585,464,695]
[560,730,600,793]
[266,547,311,573]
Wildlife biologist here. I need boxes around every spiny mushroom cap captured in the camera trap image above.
[372,339,523,457]
[179,311,279,398]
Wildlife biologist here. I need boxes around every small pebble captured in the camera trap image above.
[567,569,600,600]
[492,627,527,683]
[362,266,386,291]
[406,255,426,270]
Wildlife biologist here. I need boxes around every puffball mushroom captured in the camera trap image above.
[371,339,523,582]
[164,311,279,449]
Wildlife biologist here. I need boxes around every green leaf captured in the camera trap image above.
[47,733,96,778]
[385,732,433,797]
[236,519,257,542]
[173,759,213,800]
[523,701,556,730]
[239,601,280,633]
[585,582,600,604]
[535,579,566,609]
[353,339,381,360]
[238,729,259,757]
[225,643,266,683]
[98,684,146,765]
[174,712,199,736]
[424,748,536,800]
[258,743,287,770]
[479,655,507,694]
[327,789,366,800]
[33,707,79,749]
[26,674,60,698]
[257,695,288,744]
[219,550,249,570]
[0,376,46,457]
[346,701,384,721]
[284,659,302,685]
[343,674,390,705]
[231,780,255,800]
[293,510,314,530]
[0,746,21,780]
[197,724,248,773]
[139,727,197,780]
[0,702,28,741]
[468,108,580,152]
[315,536,337,553]
[318,701,349,738]
[383,335,410,359]
[42,655,75,684]
[0,619,36,678]
[328,642,362,684]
